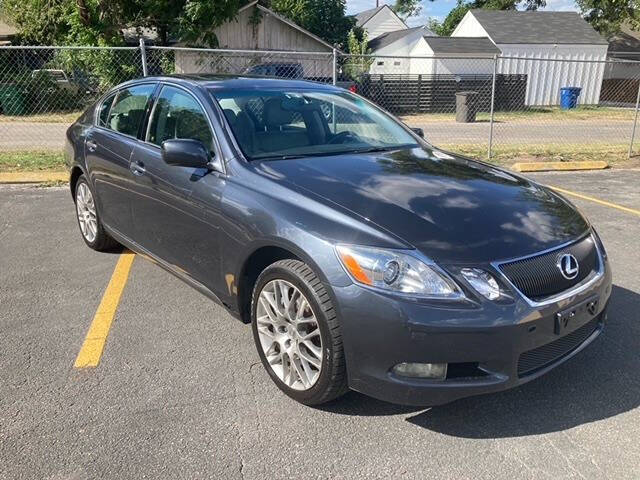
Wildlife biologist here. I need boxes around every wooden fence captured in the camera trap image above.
[600,78,640,105]
[356,74,527,114]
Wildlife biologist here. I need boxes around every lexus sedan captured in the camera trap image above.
[65,76,612,406]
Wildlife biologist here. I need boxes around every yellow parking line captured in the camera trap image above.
[549,185,640,217]
[74,252,135,368]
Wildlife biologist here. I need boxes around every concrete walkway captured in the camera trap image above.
[0,119,635,151]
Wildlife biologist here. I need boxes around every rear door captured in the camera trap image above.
[129,84,224,286]
[85,83,156,237]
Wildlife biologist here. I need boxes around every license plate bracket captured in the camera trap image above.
[554,296,599,335]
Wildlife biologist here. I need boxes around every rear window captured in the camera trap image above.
[98,94,115,128]
[107,84,155,137]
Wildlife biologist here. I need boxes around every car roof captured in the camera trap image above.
[121,74,340,92]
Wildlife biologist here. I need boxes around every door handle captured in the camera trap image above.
[130,160,146,176]
[86,140,97,152]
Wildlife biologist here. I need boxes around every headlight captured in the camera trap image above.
[460,268,501,300]
[335,245,462,298]
[592,229,607,259]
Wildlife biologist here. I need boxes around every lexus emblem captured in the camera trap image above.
[557,253,579,280]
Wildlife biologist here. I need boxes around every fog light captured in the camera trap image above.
[393,362,447,379]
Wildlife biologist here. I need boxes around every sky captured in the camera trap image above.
[345,0,580,27]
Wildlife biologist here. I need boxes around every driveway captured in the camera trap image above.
[0,122,68,151]
[418,119,636,146]
[1,170,640,479]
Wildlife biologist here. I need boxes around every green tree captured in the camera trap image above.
[393,0,422,20]
[1,0,244,46]
[1,0,73,45]
[269,0,355,48]
[427,0,471,36]
[575,0,639,35]
[270,0,308,26]
[178,0,246,47]
[343,28,373,80]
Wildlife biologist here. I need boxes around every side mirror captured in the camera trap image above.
[161,139,211,169]
[410,127,425,138]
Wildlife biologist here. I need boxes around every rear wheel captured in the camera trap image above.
[251,259,348,405]
[74,175,119,251]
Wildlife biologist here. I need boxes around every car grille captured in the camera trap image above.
[517,317,600,377]
[498,235,599,301]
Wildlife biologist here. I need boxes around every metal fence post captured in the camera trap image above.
[629,80,640,158]
[488,54,498,160]
[332,48,337,85]
[139,38,148,77]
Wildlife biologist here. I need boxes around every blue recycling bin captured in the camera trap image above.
[560,87,582,109]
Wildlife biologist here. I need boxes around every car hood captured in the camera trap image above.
[255,147,589,264]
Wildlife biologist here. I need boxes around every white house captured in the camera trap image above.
[452,10,609,105]
[367,26,432,74]
[175,1,335,78]
[367,27,498,75]
[0,20,17,46]
[354,4,408,40]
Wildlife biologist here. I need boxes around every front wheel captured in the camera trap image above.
[251,259,348,405]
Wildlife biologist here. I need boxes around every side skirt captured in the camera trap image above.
[103,224,242,321]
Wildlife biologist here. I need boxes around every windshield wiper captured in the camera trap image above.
[348,144,418,154]
[254,150,364,161]
[252,144,419,161]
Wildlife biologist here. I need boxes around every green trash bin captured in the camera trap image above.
[0,84,28,116]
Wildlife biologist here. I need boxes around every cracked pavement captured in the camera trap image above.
[1,169,639,479]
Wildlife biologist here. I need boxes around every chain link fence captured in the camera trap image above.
[0,46,141,152]
[338,53,640,166]
[336,54,499,156]
[1,43,639,169]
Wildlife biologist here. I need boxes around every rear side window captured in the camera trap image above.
[147,86,213,150]
[97,94,115,128]
[107,84,155,137]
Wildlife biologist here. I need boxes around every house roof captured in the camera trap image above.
[354,6,384,27]
[467,10,608,45]
[423,36,500,55]
[608,24,640,60]
[239,1,335,51]
[367,26,435,51]
[354,4,407,29]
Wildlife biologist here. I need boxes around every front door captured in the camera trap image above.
[129,85,224,290]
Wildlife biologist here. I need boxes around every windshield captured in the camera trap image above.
[210,88,420,160]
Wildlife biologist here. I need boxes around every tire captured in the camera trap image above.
[74,175,119,251]
[251,259,348,406]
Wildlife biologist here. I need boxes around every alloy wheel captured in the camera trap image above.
[76,182,98,243]
[256,279,323,391]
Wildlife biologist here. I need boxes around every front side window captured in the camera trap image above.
[107,84,155,137]
[210,88,419,160]
[147,86,213,150]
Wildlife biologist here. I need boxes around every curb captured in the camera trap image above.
[512,161,608,172]
[0,171,68,184]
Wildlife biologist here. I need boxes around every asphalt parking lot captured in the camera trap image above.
[1,169,639,479]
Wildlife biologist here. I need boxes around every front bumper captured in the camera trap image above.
[333,257,612,406]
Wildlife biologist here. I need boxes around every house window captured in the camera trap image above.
[394,61,401,66]
[377,61,384,66]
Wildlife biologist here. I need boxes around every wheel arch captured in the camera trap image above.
[235,238,335,325]
[69,165,86,200]
[236,244,300,324]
